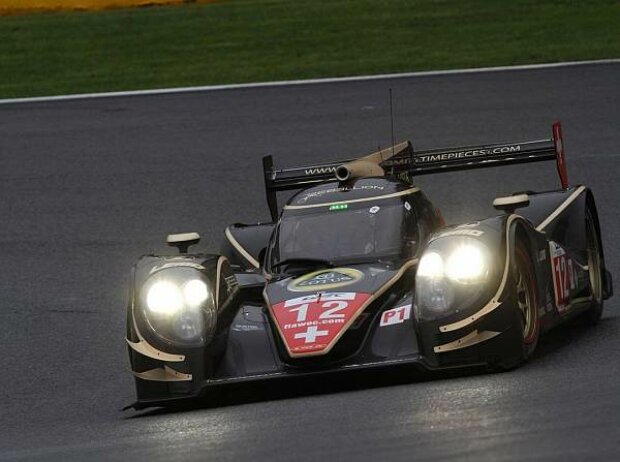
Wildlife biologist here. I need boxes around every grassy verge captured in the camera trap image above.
[1,0,619,98]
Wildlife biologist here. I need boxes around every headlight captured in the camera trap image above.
[140,268,216,345]
[146,281,184,315]
[415,237,491,321]
[418,239,490,283]
[183,279,209,308]
[417,252,444,278]
[146,279,209,314]
[446,243,487,283]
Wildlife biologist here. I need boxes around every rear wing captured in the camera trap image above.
[263,122,568,220]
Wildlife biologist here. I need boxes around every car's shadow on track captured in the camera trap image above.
[126,315,616,419]
[529,314,617,362]
[126,364,486,419]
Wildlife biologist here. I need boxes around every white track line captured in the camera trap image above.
[1,58,619,105]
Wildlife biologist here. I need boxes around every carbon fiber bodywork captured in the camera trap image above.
[126,180,612,409]
[126,129,612,409]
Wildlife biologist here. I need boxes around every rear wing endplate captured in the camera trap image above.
[262,122,568,220]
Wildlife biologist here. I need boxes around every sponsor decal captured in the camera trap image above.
[149,262,205,273]
[416,145,521,164]
[296,185,385,204]
[304,166,337,176]
[271,292,372,355]
[383,156,411,167]
[549,241,577,313]
[380,304,412,327]
[457,222,480,228]
[232,324,263,332]
[288,268,364,292]
[436,229,484,238]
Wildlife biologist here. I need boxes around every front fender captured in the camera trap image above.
[126,253,241,404]
[414,214,544,368]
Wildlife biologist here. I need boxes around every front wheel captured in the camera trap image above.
[515,242,540,359]
[493,240,539,371]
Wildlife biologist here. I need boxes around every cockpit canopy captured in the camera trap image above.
[268,179,420,272]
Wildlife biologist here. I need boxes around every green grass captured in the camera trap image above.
[1,0,619,98]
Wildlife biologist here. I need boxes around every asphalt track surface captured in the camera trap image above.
[1,63,619,461]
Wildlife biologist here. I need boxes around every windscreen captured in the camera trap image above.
[270,199,418,268]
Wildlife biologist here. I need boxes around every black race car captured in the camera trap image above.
[125,122,612,409]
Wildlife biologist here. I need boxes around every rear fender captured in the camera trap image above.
[584,190,613,300]
[518,187,588,259]
[515,186,612,301]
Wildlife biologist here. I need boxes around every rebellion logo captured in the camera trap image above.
[287,268,364,292]
[296,184,384,204]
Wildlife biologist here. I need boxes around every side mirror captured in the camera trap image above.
[493,194,530,213]
[166,232,201,254]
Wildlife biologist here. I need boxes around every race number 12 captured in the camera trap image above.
[550,242,575,313]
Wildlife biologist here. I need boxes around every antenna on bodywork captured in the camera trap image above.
[389,88,396,159]
[388,88,397,177]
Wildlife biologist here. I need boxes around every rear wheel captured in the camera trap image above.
[578,209,604,325]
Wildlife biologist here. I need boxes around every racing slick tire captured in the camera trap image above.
[576,208,604,325]
[515,241,540,359]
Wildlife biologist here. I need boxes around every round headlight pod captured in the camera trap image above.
[445,242,488,284]
[140,267,216,345]
[183,279,209,308]
[146,280,184,315]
